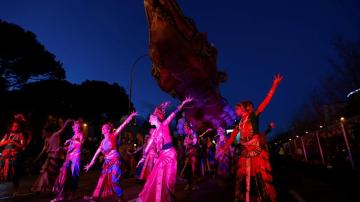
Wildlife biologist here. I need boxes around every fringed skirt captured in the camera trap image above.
[235,147,276,202]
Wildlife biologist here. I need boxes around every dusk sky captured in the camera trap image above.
[1,0,360,139]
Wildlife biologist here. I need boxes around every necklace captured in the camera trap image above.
[239,115,249,129]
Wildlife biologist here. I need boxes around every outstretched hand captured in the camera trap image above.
[273,74,283,85]
[130,111,138,117]
[183,96,194,104]
[269,122,276,129]
[65,119,74,125]
[84,163,93,172]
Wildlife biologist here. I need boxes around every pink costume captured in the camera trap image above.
[32,130,62,192]
[137,102,182,202]
[138,141,158,181]
[53,132,83,195]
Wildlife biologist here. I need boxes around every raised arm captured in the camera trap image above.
[264,122,275,136]
[164,97,193,125]
[53,119,73,136]
[199,128,213,138]
[256,74,283,116]
[84,146,102,172]
[114,112,137,137]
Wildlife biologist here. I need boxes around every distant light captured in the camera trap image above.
[296,135,299,138]
[83,123,88,127]
[347,88,360,98]
[212,140,216,145]
[340,117,345,122]
[305,131,309,134]
[319,125,323,129]
[226,129,233,134]
[289,138,292,141]
[134,144,137,147]
[275,142,278,145]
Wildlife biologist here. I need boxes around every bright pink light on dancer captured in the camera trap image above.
[136,97,193,202]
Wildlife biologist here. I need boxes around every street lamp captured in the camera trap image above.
[128,54,149,114]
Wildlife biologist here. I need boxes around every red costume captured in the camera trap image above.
[224,75,282,202]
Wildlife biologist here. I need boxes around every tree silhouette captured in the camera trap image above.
[323,38,360,102]
[289,38,360,133]
[0,20,65,90]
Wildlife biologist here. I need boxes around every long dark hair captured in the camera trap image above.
[235,100,254,113]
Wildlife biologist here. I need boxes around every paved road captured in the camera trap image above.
[0,158,359,201]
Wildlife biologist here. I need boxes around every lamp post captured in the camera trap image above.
[315,131,325,165]
[128,54,149,114]
[340,117,355,169]
[300,136,308,162]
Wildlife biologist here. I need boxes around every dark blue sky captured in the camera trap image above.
[1,0,360,138]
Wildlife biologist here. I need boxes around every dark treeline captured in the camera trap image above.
[0,19,135,141]
[274,38,360,142]
[0,79,134,129]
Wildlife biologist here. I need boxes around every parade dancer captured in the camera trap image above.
[136,97,193,202]
[136,128,158,181]
[32,119,72,193]
[215,127,232,177]
[51,119,85,202]
[182,122,199,191]
[83,112,137,202]
[221,74,283,202]
[0,117,26,194]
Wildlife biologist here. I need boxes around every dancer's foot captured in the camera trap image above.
[117,196,125,202]
[67,192,77,200]
[50,196,64,202]
[83,195,95,202]
[191,185,199,190]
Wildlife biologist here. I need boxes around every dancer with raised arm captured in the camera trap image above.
[221,74,283,202]
[136,97,193,202]
[83,112,137,202]
[51,119,85,202]
[32,119,72,193]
